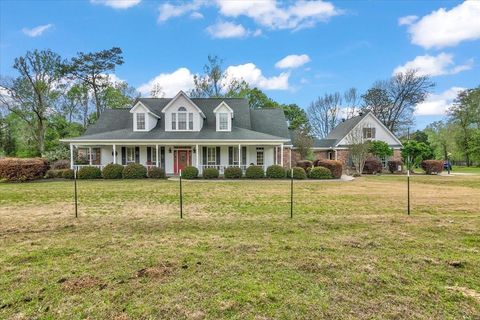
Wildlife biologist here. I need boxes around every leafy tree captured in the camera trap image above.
[424,121,455,160]
[63,47,124,117]
[245,87,279,109]
[369,140,393,159]
[410,130,429,144]
[0,49,64,155]
[362,69,435,134]
[401,140,433,170]
[99,80,138,109]
[283,104,309,130]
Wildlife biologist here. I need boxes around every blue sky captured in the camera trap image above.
[1,0,479,129]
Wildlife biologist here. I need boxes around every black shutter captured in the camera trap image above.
[161,147,165,168]
[121,147,126,165]
[241,146,247,165]
[147,147,151,163]
[228,147,233,166]
[135,147,140,163]
[216,147,221,165]
[202,147,207,165]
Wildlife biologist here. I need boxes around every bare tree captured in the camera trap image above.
[362,69,435,134]
[343,87,361,119]
[308,92,342,138]
[346,126,371,175]
[292,125,313,159]
[150,83,165,98]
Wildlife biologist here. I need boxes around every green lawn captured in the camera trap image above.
[454,166,480,174]
[0,176,479,319]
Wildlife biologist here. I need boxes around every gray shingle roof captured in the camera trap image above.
[73,97,290,142]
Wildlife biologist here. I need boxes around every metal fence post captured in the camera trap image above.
[74,168,78,218]
[179,169,183,219]
[290,168,293,219]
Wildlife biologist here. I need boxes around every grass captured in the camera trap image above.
[454,166,480,174]
[0,176,479,319]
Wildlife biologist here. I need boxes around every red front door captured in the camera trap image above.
[174,150,190,174]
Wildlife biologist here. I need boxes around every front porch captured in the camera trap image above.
[70,143,291,175]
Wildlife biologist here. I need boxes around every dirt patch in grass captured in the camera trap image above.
[135,262,176,279]
[60,276,106,292]
[447,286,480,302]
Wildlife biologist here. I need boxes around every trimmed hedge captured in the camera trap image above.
[245,165,264,179]
[51,159,70,170]
[287,167,307,180]
[78,166,102,179]
[63,169,75,179]
[45,169,71,179]
[203,167,219,179]
[313,159,343,179]
[363,158,383,174]
[0,158,48,182]
[309,166,333,179]
[421,160,443,174]
[266,165,286,179]
[148,167,166,179]
[388,160,403,173]
[296,160,313,172]
[224,167,242,179]
[182,166,198,179]
[122,163,147,179]
[102,163,124,179]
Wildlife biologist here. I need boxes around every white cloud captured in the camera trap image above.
[402,0,480,49]
[393,53,474,77]
[398,15,418,26]
[90,0,141,9]
[225,63,290,90]
[216,0,341,30]
[137,68,195,97]
[206,21,261,39]
[158,0,204,22]
[275,54,311,69]
[415,87,465,116]
[22,24,53,37]
[190,12,204,19]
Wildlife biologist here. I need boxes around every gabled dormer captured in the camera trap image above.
[130,101,161,132]
[213,101,233,132]
[161,91,206,132]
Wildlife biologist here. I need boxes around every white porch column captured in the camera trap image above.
[113,144,116,164]
[70,144,74,169]
[196,144,199,170]
[334,149,338,160]
[88,147,92,165]
[156,145,159,167]
[280,143,284,167]
[238,144,241,167]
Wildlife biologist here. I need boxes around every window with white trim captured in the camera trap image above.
[136,113,145,130]
[171,107,194,131]
[219,113,228,130]
[126,147,135,164]
[207,147,216,166]
[363,127,376,139]
[152,148,157,164]
[233,149,239,165]
[256,147,264,166]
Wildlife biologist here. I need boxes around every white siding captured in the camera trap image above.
[337,113,400,146]
[214,104,232,132]
[164,95,203,132]
[132,103,158,132]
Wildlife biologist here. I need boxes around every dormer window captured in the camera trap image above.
[136,113,146,130]
[171,106,194,131]
[219,113,228,131]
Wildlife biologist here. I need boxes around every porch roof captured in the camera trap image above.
[62,125,289,143]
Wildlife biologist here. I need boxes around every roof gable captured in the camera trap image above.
[130,101,161,118]
[160,91,205,118]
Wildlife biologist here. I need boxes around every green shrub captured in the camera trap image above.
[421,160,443,174]
[203,167,219,179]
[313,159,343,179]
[224,167,242,179]
[245,165,264,179]
[122,163,147,179]
[291,167,307,179]
[45,169,71,179]
[0,157,49,182]
[182,166,198,179]
[266,165,286,179]
[78,166,102,179]
[51,159,70,170]
[102,163,124,179]
[309,166,332,179]
[63,169,75,179]
[148,167,165,179]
